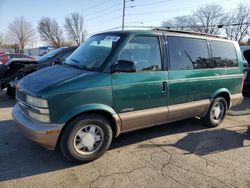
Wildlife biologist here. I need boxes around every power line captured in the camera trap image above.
[124,2,241,29]
[77,0,117,15]
[86,16,122,30]
[83,2,122,18]
[124,22,250,30]
[126,1,237,16]
[29,0,118,24]
[88,26,122,35]
[85,9,121,24]
[129,0,172,8]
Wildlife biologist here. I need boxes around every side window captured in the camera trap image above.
[210,41,238,68]
[119,36,162,71]
[167,36,211,70]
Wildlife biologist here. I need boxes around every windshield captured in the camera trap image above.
[39,48,64,62]
[65,34,121,70]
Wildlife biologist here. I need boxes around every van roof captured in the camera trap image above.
[153,28,227,39]
[98,28,230,41]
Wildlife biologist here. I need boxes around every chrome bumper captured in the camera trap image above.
[12,103,64,150]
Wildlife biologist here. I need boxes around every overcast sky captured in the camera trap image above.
[0,0,249,46]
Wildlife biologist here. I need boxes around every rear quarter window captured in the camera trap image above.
[210,41,238,68]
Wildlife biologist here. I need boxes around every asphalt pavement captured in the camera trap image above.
[0,91,250,188]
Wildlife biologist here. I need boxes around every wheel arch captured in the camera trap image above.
[56,104,121,147]
[211,88,231,109]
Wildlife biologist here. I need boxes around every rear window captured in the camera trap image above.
[210,41,238,68]
[167,37,211,70]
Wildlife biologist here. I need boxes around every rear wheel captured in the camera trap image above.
[60,114,113,163]
[201,97,228,128]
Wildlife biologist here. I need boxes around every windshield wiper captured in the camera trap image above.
[65,63,95,71]
[66,58,99,71]
[69,58,81,64]
[63,63,82,70]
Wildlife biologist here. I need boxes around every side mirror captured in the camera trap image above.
[110,60,136,73]
[52,58,62,65]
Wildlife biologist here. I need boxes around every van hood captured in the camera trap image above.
[18,65,87,95]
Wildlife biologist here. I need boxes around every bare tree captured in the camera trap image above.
[224,3,250,42]
[64,13,87,46]
[0,32,6,47]
[38,17,64,47]
[8,17,35,51]
[192,4,225,34]
[161,20,175,29]
[162,4,225,34]
[162,15,196,31]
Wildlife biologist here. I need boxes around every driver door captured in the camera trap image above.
[111,36,169,131]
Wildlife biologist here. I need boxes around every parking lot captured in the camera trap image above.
[0,91,250,188]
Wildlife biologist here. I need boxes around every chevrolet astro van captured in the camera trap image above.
[13,29,244,162]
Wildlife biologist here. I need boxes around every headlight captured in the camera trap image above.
[26,95,48,108]
[28,110,50,123]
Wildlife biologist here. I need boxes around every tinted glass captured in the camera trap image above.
[210,41,238,68]
[167,37,210,70]
[39,48,64,62]
[119,36,161,71]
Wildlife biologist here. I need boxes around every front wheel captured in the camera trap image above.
[60,114,113,163]
[201,97,228,128]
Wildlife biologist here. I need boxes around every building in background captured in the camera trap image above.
[0,46,55,57]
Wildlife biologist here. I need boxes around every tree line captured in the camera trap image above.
[0,3,250,51]
[161,3,250,42]
[0,12,87,51]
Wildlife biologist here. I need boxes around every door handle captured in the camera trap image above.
[162,81,168,93]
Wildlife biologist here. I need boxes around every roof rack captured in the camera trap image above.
[153,28,227,39]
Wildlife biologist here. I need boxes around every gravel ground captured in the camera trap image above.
[0,91,250,188]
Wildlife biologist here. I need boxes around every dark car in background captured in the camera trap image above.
[0,53,34,64]
[243,49,250,95]
[0,46,77,97]
[36,46,77,68]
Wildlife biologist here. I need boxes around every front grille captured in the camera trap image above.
[16,90,26,103]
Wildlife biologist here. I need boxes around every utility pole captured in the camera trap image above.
[122,0,125,30]
[122,0,135,30]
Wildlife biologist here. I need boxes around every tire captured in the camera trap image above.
[201,97,228,128]
[60,114,113,163]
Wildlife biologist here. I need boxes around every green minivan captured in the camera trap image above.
[13,29,244,162]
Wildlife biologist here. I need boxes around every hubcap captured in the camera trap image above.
[212,102,224,121]
[73,125,104,155]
